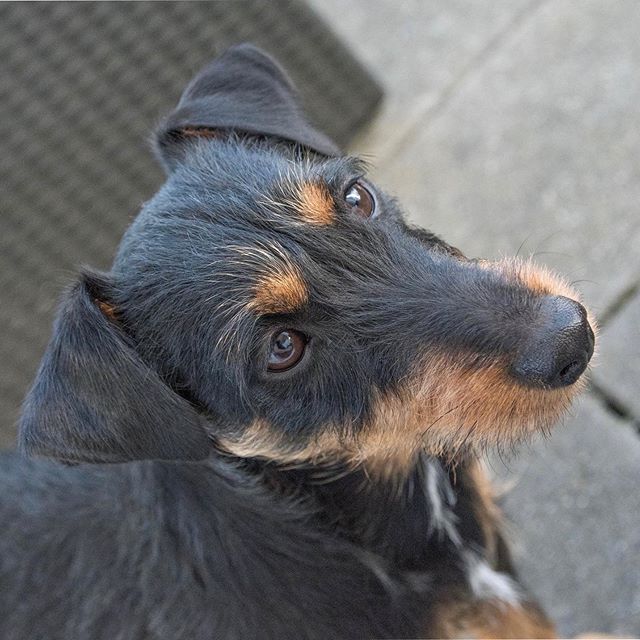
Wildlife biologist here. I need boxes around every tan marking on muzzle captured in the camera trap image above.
[358,258,596,476]
[295,181,335,225]
[476,257,598,332]
[249,265,309,315]
[358,351,582,477]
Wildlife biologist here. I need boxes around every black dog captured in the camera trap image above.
[1,44,594,639]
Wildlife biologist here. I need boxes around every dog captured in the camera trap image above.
[0,44,595,639]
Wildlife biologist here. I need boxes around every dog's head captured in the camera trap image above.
[20,45,595,475]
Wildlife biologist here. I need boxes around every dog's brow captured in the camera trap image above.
[249,264,309,315]
[294,181,335,226]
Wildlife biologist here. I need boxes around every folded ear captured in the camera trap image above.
[19,272,211,464]
[155,43,340,172]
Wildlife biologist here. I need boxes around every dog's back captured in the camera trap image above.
[0,453,430,639]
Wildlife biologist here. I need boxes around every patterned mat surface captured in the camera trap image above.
[0,1,382,446]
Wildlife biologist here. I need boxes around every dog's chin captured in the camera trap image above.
[216,373,587,481]
[216,338,591,480]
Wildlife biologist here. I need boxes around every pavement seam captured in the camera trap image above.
[587,280,640,432]
[596,279,640,328]
[588,381,640,435]
[374,0,550,164]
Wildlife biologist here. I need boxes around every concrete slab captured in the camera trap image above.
[339,0,640,313]
[592,290,640,418]
[308,0,536,155]
[309,1,640,636]
[491,394,640,637]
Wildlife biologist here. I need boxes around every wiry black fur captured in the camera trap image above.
[0,452,428,639]
[1,45,556,639]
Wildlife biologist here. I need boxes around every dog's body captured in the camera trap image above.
[0,451,550,639]
[1,45,594,638]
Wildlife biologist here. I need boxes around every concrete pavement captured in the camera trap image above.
[309,0,640,635]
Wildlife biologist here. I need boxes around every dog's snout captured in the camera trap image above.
[511,295,594,389]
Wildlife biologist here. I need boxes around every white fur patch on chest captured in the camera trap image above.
[424,460,461,546]
[464,551,521,605]
[422,460,521,609]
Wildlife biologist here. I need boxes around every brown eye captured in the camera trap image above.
[267,330,307,372]
[344,180,375,218]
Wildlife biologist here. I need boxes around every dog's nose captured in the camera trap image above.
[511,295,594,389]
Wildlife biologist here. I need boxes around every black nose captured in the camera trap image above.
[511,295,595,389]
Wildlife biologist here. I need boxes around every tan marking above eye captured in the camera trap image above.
[295,181,335,225]
[249,265,309,315]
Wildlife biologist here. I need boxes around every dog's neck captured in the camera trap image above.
[236,452,487,572]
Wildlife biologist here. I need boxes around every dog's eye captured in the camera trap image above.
[344,181,375,218]
[268,330,307,372]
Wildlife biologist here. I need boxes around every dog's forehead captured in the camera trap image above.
[175,142,364,218]
[163,143,370,253]
[130,144,372,314]
[111,142,394,323]
[219,157,347,314]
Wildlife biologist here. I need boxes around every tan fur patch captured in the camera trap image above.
[474,257,571,295]
[218,421,342,467]
[178,126,220,139]
[475,257,598,332]
[431,599,556,639]
[95,299,117,321]
[249,265,309,315]
[358,353,581,478]
[295,181,335,225]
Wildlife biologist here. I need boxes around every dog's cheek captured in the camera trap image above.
[216,420,345,465]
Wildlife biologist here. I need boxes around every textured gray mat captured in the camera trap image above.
[0,1,383,447]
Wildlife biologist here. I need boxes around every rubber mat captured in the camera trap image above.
[0,1,383,446]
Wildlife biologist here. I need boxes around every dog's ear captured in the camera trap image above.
[155,43,340,171]
[19,272,211,464]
